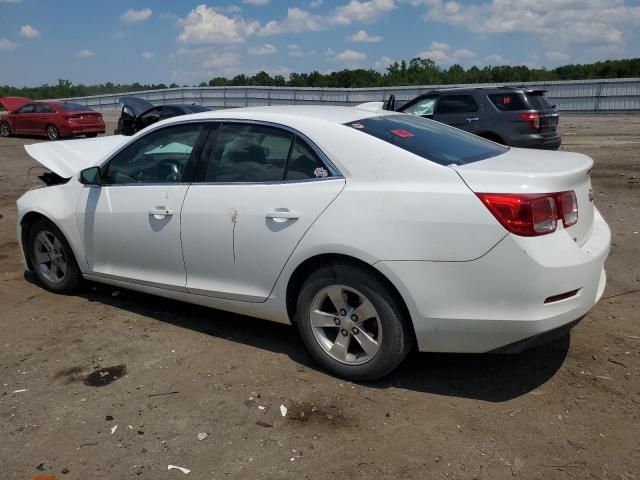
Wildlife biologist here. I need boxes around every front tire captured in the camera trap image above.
[28,218,81,293]
[46,124,59,140]
[0,121,11,137]
[85,133,98,138]
[295,264,413,381]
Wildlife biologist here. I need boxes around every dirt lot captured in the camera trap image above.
[0,114,638,480]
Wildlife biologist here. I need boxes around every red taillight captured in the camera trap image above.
[519,111,540,129]
[476,191,578,237]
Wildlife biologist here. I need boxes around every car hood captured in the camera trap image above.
[120,96,154,116]
[0,96,32,112]
[24,136,130,178]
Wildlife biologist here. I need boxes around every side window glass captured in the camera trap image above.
[206,124,293,183]
[104,124,204,185]
[489,93,527,111]
[437,95,478,114]
[34,104,53,113]
[286,138,331,180]
[405,97,437,116]
[17,104,35,114]
[140,107,162,123]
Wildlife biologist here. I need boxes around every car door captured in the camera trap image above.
[76,122,207,289]
[13,104,36,133]
[181,121,345,302]
[432,94,481,135]
[33,103,56,133]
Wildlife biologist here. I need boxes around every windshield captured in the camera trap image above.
[346,114,507,166]
[57,102,94,112]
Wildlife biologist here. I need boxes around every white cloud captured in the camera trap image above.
[417,41,476,64]
[178,5,260,45]
[546,51,571,62]
[335,49,367,62]
[0,0,22,3]
[332,0,396,25]
[242,0,270,5]
[309,0,324,7]
[19,25,40,38]
[485,53,509,65]
[120,8,153,24]
[203,52,242,69]
[259,0,396,36]
[248,43,277,55]
[259,8,326,35]
[142,51,155,60]
[349,29,382,42]
[413,0,638,48]
[0,38,18,51]
[374,55,394,69]
[287,44,316,57]
[76,49,95,59]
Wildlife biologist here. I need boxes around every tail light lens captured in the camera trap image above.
[558,191,578,227]
[476,191,578,237]
[519,111,540,129]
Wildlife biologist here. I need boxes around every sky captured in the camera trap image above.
[1,0,639,87]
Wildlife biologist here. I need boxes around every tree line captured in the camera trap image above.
[1,57,639,101]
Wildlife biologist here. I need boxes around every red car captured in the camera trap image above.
[0,96,105,140]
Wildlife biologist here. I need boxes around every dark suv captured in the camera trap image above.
[391,87,561,150]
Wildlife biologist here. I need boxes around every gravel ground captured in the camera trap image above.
[0,113,638,479]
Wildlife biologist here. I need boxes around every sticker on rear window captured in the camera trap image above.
[314,167,329,178]
[390,128,414,138]
[351,122,365,129]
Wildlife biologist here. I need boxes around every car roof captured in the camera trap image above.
[416,86,547,95]
[182,105,392,125]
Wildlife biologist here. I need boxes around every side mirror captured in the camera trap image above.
[79,166,102,186]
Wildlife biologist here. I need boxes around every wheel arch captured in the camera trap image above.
[285,253,416,342]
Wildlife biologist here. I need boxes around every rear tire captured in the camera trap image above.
[46,124,59,141]
[479,133,505,145]
[85,133,98,138]
[0,121,10,137]
[28,218,81,294]
[295,263,413,381]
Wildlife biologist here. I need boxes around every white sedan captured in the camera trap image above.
[17,105,611,381]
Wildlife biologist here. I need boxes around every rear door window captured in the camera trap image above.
[346,114,507,166]
[436,95,478,114]
[34,104,55,113]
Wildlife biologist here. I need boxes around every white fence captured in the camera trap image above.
[62,78,640,113]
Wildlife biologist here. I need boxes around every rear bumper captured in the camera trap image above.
[509,133,561,150]
[60,123,106,136]
[376,208,610,353]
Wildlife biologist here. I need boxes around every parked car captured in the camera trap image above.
[115,96,211,135]
[387,87,561,150]
[0,97,105,140]
[17,106,609,381]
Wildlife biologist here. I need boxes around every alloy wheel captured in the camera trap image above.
[308,285,382,365]
[47,125,58,140]
[0,123,9,137]
[34,230,68,284]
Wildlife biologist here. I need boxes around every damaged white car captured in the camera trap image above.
[17,106,610,381]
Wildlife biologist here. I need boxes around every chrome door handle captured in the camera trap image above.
[149,208,173,218]
[266,210,300,222]
[466,117,480,122]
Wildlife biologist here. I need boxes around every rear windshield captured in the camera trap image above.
[57,102,94,112]
[526,92,553,110]
[347,114,507,166]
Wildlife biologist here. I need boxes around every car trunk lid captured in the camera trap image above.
[24,135,129,178]
[453,148,594,245]
[525,90,558,133]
